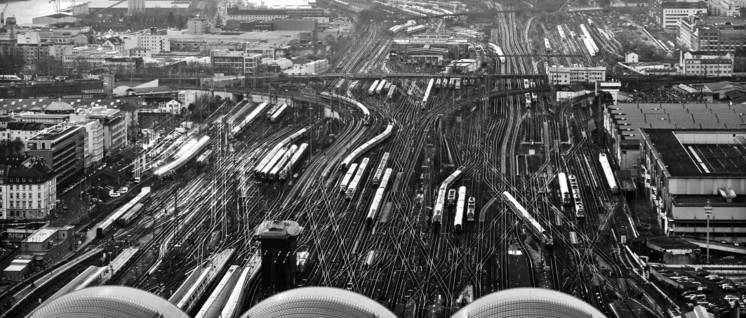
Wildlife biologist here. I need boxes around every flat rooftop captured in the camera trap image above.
[28,125,81,142]
[25,229,57,242]
[608,103,746,143]
[641,128,746,177]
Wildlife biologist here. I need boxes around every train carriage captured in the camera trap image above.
[466,197,475,221]
[558,172,572,207]
[454,186,466,232]
[599,154,619,194]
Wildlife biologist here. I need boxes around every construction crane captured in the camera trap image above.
[1,2,9,25]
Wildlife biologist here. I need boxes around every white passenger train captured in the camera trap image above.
[599,153,619,194]
[340,124,394,170]
[432,168,463,225]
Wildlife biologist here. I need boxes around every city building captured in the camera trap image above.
[71,119,104,168]
[603,102,746,177]
[678,16,746,51]
[660,2,708,31]
[0,156,57,220]
[187,17,208,35]
[639,129,746,241]
[71,108,127,155]
[1,122,53,144]
[3,157,57,220]
[650,0,702,28]
[25,125,85,186]
[210,50,262,75]
[547,66,607,84]
[20,226,75,266]
[680,51,733,76]
[122,34,169,53]
[708,0,746,16]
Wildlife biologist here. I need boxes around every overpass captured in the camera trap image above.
[684,238,746,255]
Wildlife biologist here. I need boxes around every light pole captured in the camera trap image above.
[705,199,712,264]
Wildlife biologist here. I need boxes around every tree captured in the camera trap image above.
[167,12,176,27]
[0,50,25,74]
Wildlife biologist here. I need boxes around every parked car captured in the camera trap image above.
[109,190,120,198]
[118,187,128,194]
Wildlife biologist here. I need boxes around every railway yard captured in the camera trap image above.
[2,3,687,318]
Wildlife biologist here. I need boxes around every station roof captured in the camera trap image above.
[241,287,397,318]
[28,286,189,318]
[640,128,746,177]
[452,288,606,318]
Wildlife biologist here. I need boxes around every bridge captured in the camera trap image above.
[257,73,547,81]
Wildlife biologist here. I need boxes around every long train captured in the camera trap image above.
[502,191,551,244]
[432,168,463,225]
[346,158,370,200]
[319,91,371,118]
[340,124,394,170]
[568,174,585,219]
[599,153,619,194]
[154,136,210,179]
[253,128,308,177]
[97,187,152,237]
[488,43,506,64]
[230,101,271,139]
[366,168,394,225]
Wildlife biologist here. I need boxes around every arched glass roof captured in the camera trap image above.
[28,286,189,318]
[452,288,606,318]
[241,287,397,318]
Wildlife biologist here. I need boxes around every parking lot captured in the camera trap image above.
[652,266,746,316]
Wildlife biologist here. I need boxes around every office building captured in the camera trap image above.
[639,129,746,241]
[547,66,607,84]
[71,108,127,154]
[25,125,85,186]
[708,0,746,16]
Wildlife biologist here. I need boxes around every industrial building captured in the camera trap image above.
[639,128,746,241]
[603,102,746,177]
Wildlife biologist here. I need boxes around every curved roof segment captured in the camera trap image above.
[452,288,606,318]
[28,286,189,318]
[241,287,397,318]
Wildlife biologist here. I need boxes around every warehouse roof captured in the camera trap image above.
[640,128,746,177]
